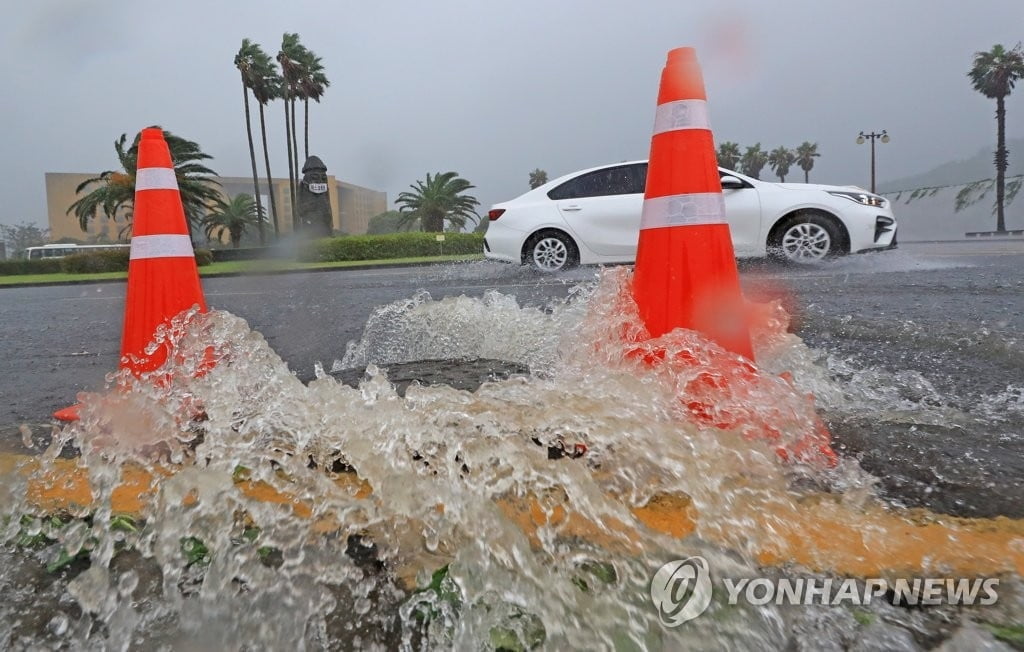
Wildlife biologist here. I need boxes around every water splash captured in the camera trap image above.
[2,268,1020,649]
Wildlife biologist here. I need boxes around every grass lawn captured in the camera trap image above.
[0,254,484,286]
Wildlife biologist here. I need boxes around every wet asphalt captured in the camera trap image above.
[1,239,1022,519]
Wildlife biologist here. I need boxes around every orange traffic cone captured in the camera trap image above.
[631,47,754,361]
[53,127,208,422]
[628,49,836,467]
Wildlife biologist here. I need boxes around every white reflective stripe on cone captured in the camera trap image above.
[639,193,726,230]
[652,99,711,136]
[135,168,179,191]
[130,234,195,260]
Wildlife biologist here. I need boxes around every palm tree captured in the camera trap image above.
[716,141,742,170]
[278,33,307,225]
[281,35,314,206]
[68,128,221,240]
[740,143,768,180]
[235,39,266,245]
[395,172,480,232]
[288,46,308,196]
[529,168,548,189]
[248,43,282,238]
[768,146,796,182]
[203,194,263,248]
[299,50,329,160]
[795,141,820,183]
[968,43,1024,232]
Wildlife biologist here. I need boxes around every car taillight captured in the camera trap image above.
[488,209,505,221]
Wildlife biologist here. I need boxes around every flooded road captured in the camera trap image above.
[743,241,1024,518]
[1,239,1023,649]
[3,241,1021,423]
[4,241,1022,518]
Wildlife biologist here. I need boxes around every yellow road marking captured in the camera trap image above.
[4,451,1022,578]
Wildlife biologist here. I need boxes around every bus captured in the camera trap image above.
[25,243,131,260]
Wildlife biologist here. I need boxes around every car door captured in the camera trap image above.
[550,164,645,257]
[623,164,762,258]
[718,169,762,257]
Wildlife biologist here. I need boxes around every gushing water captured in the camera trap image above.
[2,268,1021,650]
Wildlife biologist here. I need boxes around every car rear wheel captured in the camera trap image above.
[769,214,843,264]
[525,231,578,272]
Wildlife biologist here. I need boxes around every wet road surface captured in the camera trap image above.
[2,239,1022,518]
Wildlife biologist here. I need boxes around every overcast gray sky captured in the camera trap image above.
[2,0,1023,228]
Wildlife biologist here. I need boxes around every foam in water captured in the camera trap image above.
[1,267,1019,649]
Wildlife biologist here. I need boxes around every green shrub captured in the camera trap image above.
[1,247,212,276]
[300,232,484,263]
[60,250,131,273]
[0,258,63,276]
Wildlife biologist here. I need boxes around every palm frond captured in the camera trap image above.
[68,128,221,235]
[395,171,479,232]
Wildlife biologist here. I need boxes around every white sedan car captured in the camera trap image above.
[484,161,897,271]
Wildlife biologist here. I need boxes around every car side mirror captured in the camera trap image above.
[720,175,745,190]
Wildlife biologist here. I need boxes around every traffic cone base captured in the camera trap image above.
[53,405,80,422]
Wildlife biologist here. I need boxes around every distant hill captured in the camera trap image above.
[878,139,1024,193]
[875,139,1024,239]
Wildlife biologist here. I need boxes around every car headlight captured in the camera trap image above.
[827,190,887,208]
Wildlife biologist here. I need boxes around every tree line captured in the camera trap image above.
[61,39,1023,244]
[0,221,50,259]
[522,143,821,196]
[67,33,332,248]
[66,30,489,245]
[235,33,329,243]
[715,142,820,183]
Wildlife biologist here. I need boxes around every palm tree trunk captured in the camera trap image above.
[428,212,444,233]
[290,96,300,230]
[304,98,310,160]
[291,96,300,181]
[804,169,809,183]
[996,95,1008,233]
[241,79,265,245]
[283,93,296,231]
[258,102,279,238]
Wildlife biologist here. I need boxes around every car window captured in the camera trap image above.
[548,164,644,200]
[629,163,648,194]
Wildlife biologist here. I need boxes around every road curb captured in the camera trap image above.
[965,230,1024,238]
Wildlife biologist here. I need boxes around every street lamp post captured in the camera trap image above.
[856,130,889,193]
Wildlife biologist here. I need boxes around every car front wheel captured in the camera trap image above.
[525,231,578,272]
[769,214,843,264]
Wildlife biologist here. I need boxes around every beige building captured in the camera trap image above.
[45,173,387,243]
